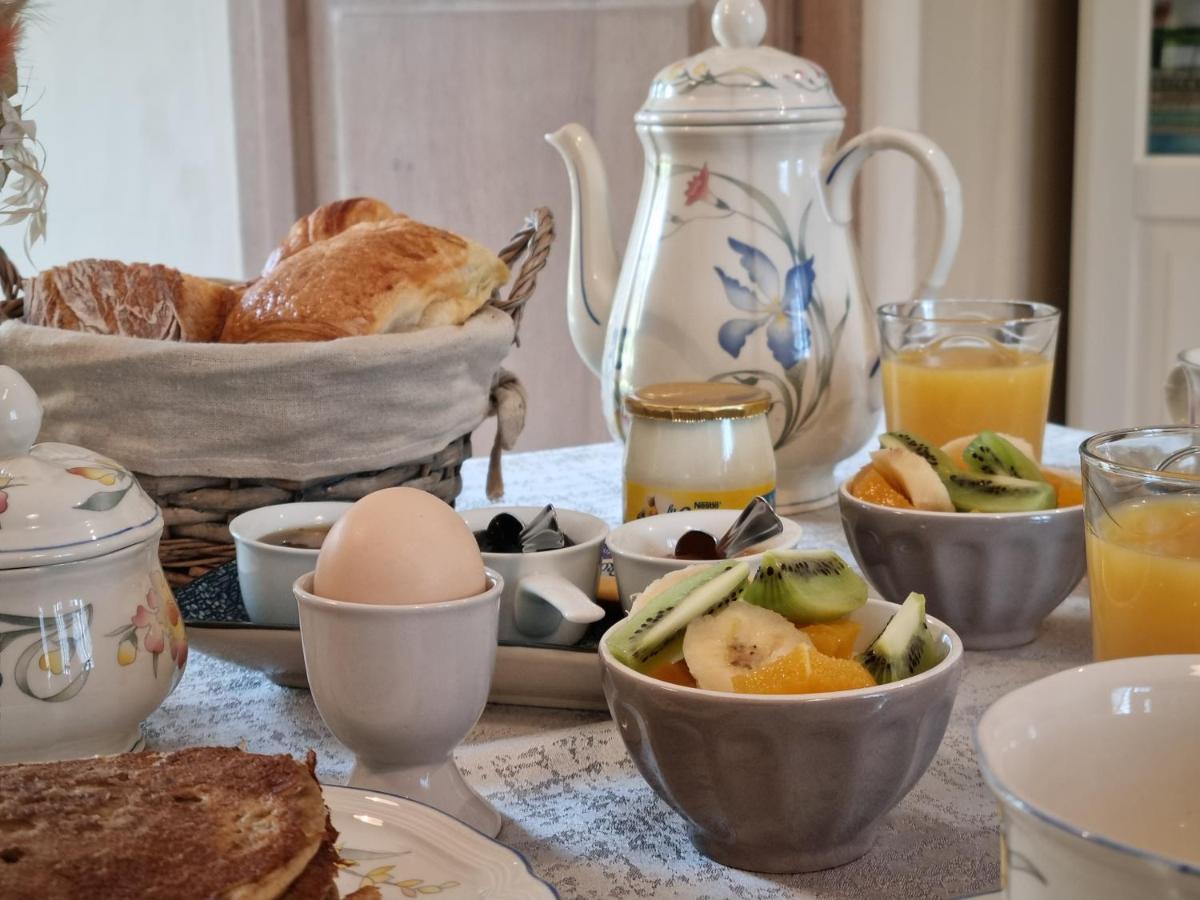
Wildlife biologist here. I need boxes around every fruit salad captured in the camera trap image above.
[605,550,944,695]
[850,430,1083,513]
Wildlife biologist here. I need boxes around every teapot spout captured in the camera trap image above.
[545,123,620,377]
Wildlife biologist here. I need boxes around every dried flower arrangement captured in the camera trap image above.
[0,0,45,256]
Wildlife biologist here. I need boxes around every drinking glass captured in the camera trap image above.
[1081,426,1200,661]
[877,300,1060,458]
[1164,347,1200,424]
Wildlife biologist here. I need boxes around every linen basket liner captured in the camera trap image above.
[0,308,515,481]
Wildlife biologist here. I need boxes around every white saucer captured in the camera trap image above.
[185,620,609,711]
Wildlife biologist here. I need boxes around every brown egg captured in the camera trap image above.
[313,487,486,605]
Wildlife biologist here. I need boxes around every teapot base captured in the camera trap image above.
[775,469,838,514]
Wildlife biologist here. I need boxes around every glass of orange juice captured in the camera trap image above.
[1081,426,1200,660]
[877,300,1059,459]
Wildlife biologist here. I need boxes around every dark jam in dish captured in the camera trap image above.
[474,505,575,554]
[258,524,332,550]
[672,529,722,560]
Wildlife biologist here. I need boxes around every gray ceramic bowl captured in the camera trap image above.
[838,479,1085,650]
[598,598,964,873]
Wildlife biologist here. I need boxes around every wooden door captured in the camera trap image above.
[230,0,801,452]
[1070,0,1200,428]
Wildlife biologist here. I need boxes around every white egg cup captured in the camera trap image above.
[294,570,503,837]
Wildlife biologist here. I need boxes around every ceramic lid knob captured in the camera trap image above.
[0,365,42,459]
[712,0,767,49]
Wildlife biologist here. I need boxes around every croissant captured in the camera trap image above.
[260,197,397,276]
[220,217,509,343]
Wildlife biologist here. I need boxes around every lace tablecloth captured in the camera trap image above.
[146,425,1092,899]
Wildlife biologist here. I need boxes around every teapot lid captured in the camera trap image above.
[637,0,844,126]
[0,366,161,569]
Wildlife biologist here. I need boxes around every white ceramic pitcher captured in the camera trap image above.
[548,0,962,511]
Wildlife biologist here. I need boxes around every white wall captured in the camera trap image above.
[1,0,243,278]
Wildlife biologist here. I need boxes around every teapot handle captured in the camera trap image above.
[824,127,962,298]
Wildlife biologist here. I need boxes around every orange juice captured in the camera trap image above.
[881,344,1053,458]
[1086,494,1200,660]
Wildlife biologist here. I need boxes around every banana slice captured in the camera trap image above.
[683,601,812,692]
[870,447,954,512]
[941,432,1036,465]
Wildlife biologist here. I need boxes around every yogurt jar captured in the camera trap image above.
[623,382,776,521]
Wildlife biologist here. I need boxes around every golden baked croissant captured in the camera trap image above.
[24,260,236,342]
[261,197,397,276]
[220,217,509,343]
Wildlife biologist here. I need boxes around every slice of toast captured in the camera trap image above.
[0,747,349,900]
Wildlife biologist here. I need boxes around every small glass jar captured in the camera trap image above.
[623,382,776,521]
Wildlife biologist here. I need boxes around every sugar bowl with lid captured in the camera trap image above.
[0,366,185,762]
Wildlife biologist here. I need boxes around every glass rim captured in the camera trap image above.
[876,299,1061,326]
[1079,425,1200,484]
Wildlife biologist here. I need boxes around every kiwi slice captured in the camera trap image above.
[742,549,868,624]
[945,471,1055,513]
[880,432,957,478]
[607,562,750,673]
[963,430,1046,483]
[858,591,934,684]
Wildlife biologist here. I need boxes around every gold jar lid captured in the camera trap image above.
[624,382,771,421]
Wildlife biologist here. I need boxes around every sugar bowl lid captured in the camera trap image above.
[0,366,161,568]
[637,0,843,126]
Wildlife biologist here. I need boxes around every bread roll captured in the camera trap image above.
[24,260,237,342]
[220,217,509,343]
[262,197,397,276]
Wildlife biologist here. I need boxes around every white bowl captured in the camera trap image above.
[228,501,352,626]
[606,509,803,610]
[976,655,1200,899]
[460,506,608,645]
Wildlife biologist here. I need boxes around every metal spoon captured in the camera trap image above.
[674,496,784,560]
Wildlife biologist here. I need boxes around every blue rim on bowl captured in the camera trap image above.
[974,657,1200,879]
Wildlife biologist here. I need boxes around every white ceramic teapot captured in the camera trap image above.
[548,0,962,511]
[0,366,185,762]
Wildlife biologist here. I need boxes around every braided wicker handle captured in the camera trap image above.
[0,244,21,322]
[491,206,553,339]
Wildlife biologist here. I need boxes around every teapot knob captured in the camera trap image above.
[0,366,42,459]
[712,0,767,49]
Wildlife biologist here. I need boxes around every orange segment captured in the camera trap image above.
[800,620,862,659]
[1043,469,1083,508]
[849,465,914,509]
[733,645,812,694]
[732,646,878,694]
[647,659,697,688]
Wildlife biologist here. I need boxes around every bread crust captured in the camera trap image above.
[261,197,397,276]
[0,747,332,900]
[220,218,509,343]
[25,260,236,342]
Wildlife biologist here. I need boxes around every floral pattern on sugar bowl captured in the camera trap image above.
[109,569,188,676]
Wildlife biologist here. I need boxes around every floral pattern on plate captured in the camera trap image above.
[325,784,556,899]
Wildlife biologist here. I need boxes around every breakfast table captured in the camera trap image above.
[144,424,1094,900]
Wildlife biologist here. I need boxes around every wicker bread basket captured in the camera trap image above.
[0,208,554,585]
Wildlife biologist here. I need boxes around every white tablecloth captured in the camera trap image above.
[146,426,1094,899]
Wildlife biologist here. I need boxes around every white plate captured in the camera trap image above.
[326,784,557,898]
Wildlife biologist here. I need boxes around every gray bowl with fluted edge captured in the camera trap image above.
[598,598,964,874]
[838,479,1085,650]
